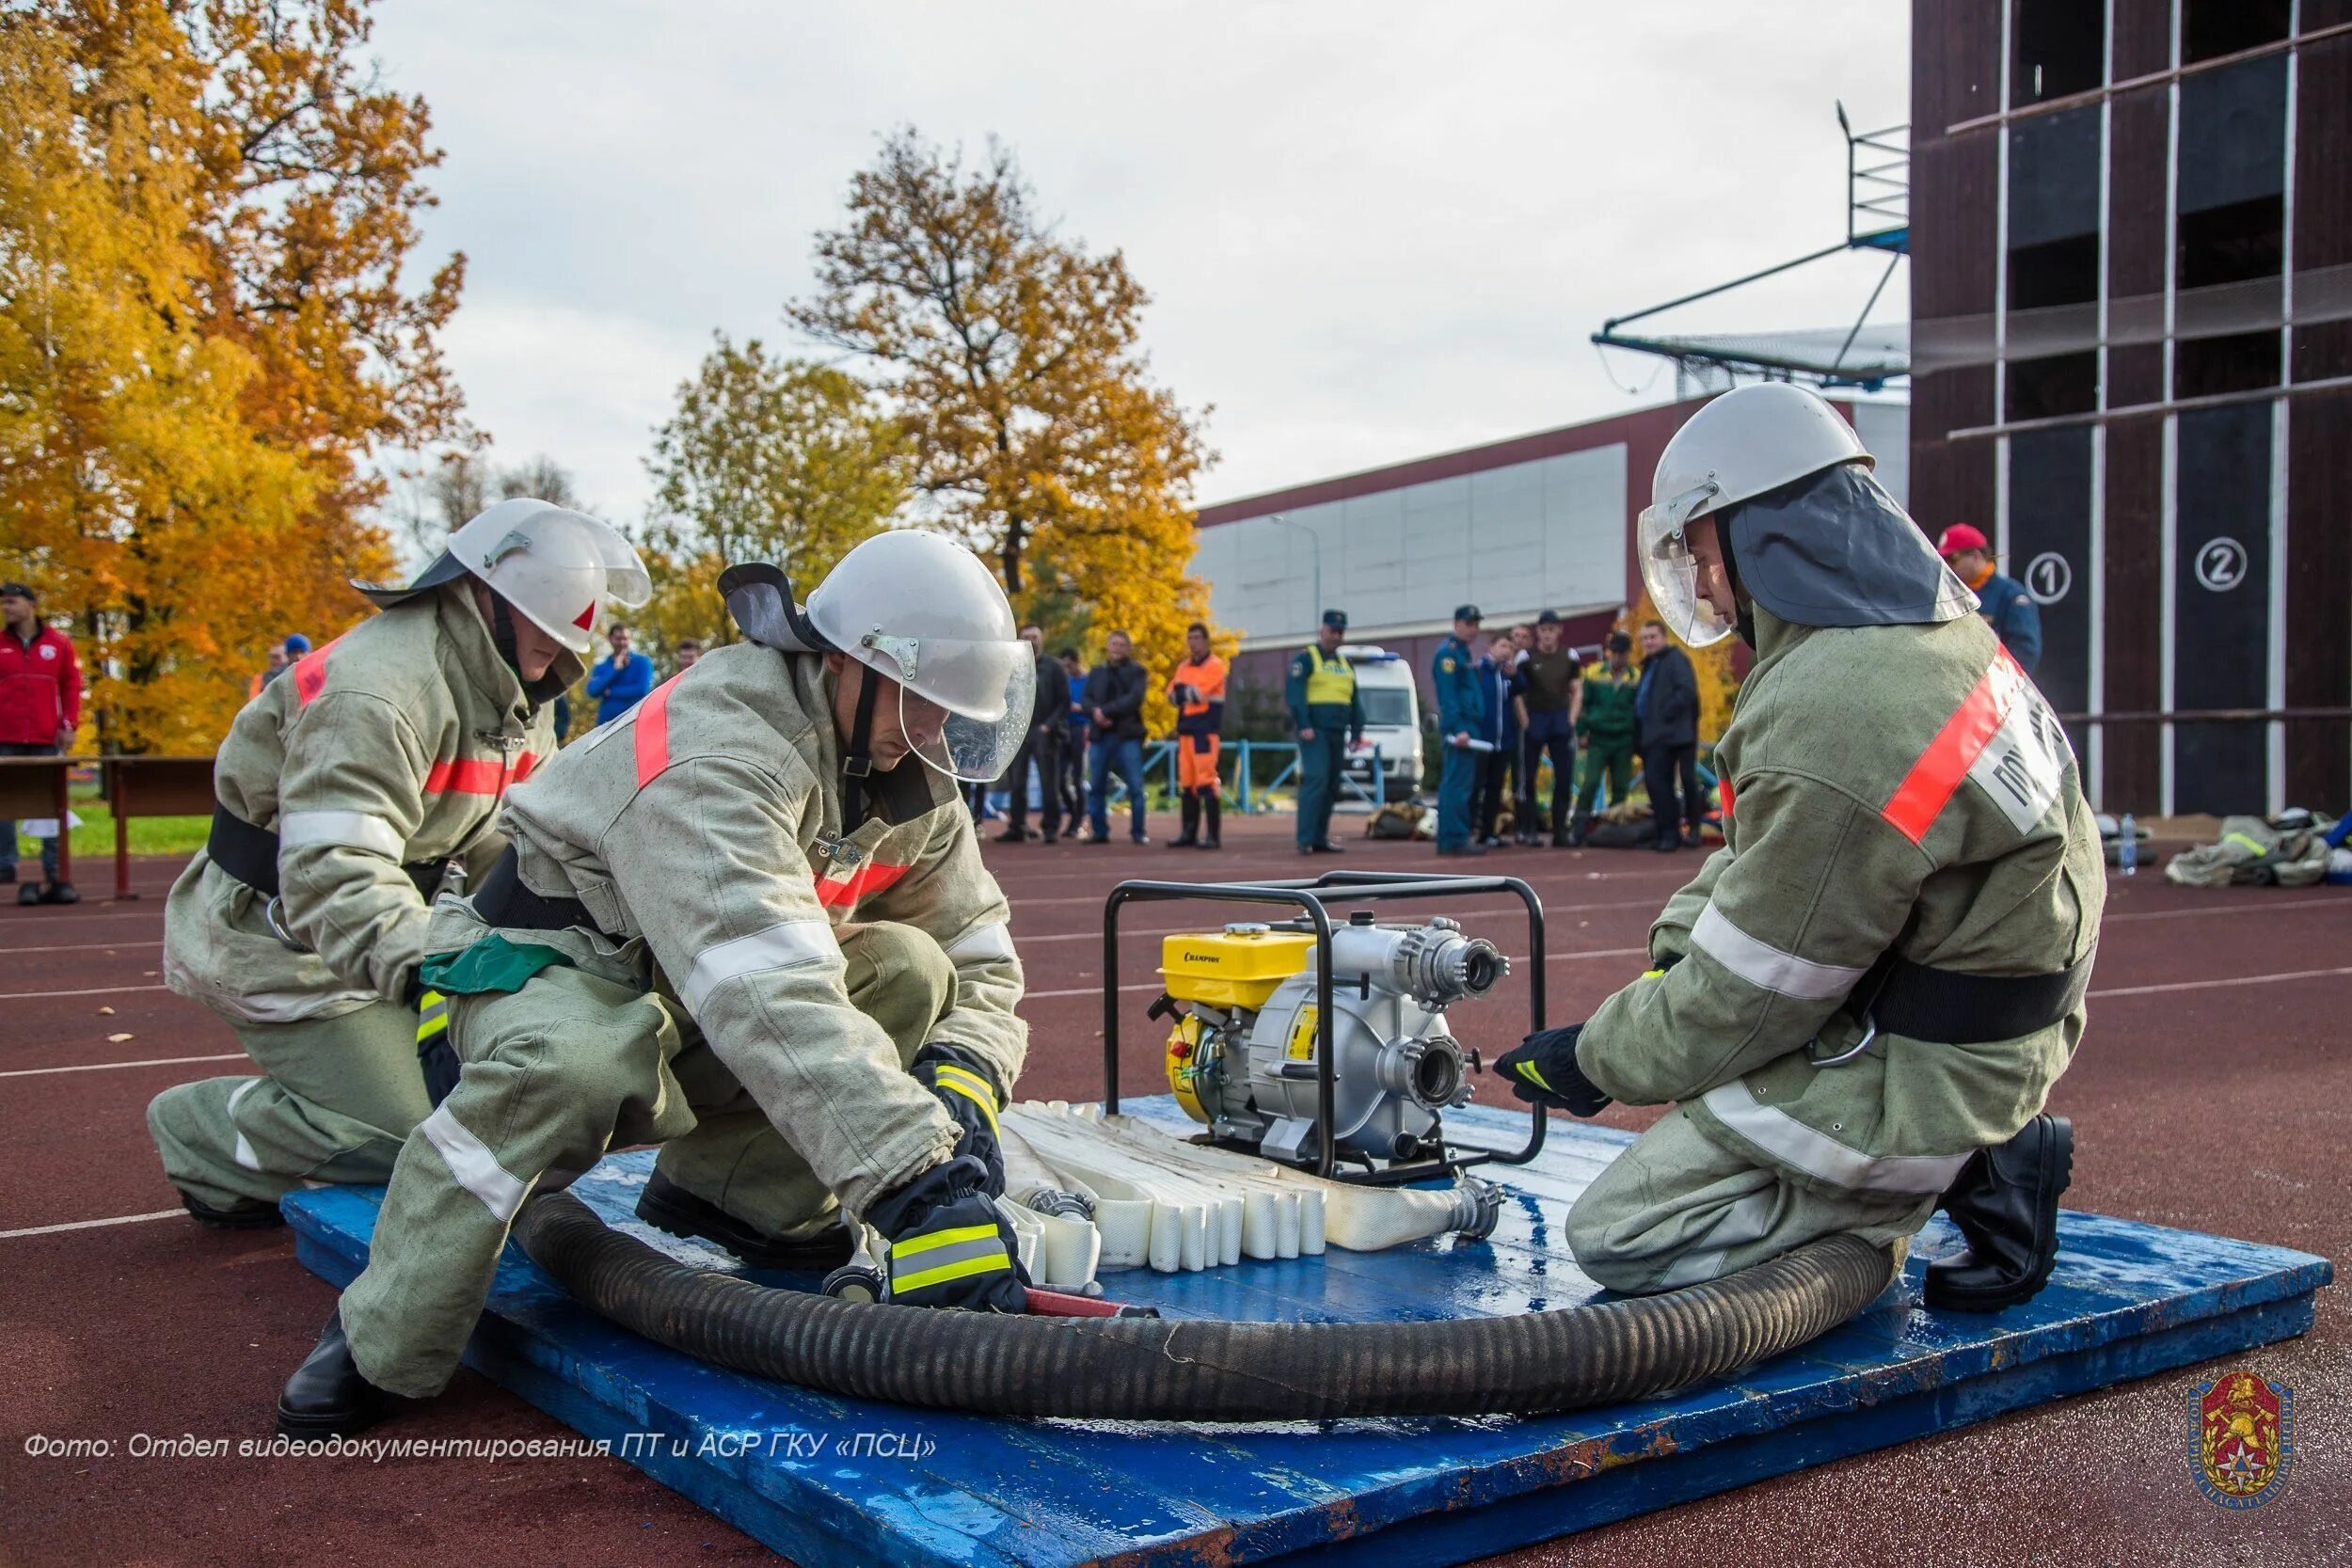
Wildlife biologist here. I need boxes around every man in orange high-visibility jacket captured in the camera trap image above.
[1166,623,1227,849]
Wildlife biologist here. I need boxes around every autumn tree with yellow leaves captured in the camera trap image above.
[0,0,463,750]
[790,131,1225,731]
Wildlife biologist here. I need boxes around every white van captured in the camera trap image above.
[1338,645,1422,801]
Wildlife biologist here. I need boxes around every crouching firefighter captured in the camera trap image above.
[1496,384,2104,1311]
[276,530,1035,1438]
[148,499,648,1229]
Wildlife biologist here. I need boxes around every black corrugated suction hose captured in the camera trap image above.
[514,1192,1896,1419]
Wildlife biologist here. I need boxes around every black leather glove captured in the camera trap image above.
[911,1043,1006,1197]
[866,1156,1029,1312]
[414,988,460,1107]
[1493,1024,1613,1117]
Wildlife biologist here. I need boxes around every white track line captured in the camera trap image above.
[0,983,170,1002]
[0,1053,243,1080]
[0,1209,185,1241]
[2105,895,2346,923]
[0,939,163,956]
[2090,965,2352,999]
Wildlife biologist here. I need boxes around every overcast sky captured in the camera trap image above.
[368,0,1911,525]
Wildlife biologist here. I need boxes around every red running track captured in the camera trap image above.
[0,816,2344,1566]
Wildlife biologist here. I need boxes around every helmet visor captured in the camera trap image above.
[861,635,1036,784]
[1637,483,1733,649]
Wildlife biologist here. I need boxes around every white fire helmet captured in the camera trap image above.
[1639,383,1873,646]
[803,531,1034,784]
[359,497,651,657]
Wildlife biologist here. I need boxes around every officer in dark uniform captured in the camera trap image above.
[1286,610,1362,855]
[1431,605,1487,857]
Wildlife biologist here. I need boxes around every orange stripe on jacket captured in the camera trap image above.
[424,752,542,797]
[1880,650,2026,845]
[816,860,912,910]
[633,677,678,786]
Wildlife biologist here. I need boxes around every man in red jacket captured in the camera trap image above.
[0,582,83,904]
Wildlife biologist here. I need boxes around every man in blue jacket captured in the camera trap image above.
[584,622,656,725]
[1935,524,2042,673]
[1430,606,1487,857]
[1472,627,1518,847]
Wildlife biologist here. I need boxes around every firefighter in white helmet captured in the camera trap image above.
[149,499,650,1228]
[1496,384,2103,1311]
[277,530,1034,1437]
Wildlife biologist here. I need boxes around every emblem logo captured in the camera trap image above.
[2025,552,2073,605]
[2188,1370,2295,1509]
[2194,537,2248,594]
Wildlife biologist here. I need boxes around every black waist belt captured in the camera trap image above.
[1857,948,2095,1045]
[471,844,603,935]
[208,805,451,901]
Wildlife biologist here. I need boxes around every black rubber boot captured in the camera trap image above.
[39,880,77,905]
[1200,792,1221,848]
[1924,1114,2074,1312]
[1168,793,1199,848]
[635,1170,854,1270]
[180,1189,284,1230]
[276,1309,390,1439]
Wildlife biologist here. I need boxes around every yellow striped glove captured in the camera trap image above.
[413,987,460,1107]
[869,1157,1029,1312]
[911,1043,1007,1197]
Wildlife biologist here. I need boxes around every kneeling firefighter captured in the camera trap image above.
[277,530,1035,1438]
[149,499,648,1228]
[1497,383,2103,1310]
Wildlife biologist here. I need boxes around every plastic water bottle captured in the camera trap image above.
[2118,814,2137,876]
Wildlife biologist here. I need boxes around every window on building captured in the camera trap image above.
[2012,0,2106,106]
[2184,0,2291,66]
[2008,233,2102,422]
[2175,196,2284,397]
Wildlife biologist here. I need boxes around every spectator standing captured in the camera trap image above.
[248,633,311,699]
[1285,610,1362,855]
[1058,648,1089,826]
[586,623,655,724]
[1165,622,1228,849]
[1635,619,1703,851]
[1472,628,1518,847]
[1568,632,1641,844]
[1083,630,1150,845]
[998,625,1070,844]
[1431,606,1487,857]
[1934,524,2042,673]
[0,581,83,904]
[1515,610,1582,847]
[674,638,703,672]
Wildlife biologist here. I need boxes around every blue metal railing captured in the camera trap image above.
[1092,739,1391,813]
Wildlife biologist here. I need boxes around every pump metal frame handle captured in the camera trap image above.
[1102,871,1549,1184]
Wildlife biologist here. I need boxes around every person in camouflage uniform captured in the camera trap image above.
[150,500,648,1228]
[277,531,1038,1437]
[1499,385,2100,1313]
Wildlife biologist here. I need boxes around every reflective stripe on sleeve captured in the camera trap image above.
[930,1064,1002,1136]
[1690,903,1867,1001]
[943,922,1016,967]
[679,919,842,1017]
[278,810,406,861]
[228,1077,263,1172]
[1699,1080,1972,1195]
[633,678,677,787]
[418,1101,531,1221]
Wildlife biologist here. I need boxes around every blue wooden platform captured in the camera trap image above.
[284,1100,2331,1568]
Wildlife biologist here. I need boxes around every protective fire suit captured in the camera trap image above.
[336,639,1026,1396]
[150,585,569,1212]
[1565,601,2105,1291]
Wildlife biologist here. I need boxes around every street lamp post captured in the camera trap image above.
[1264,513,1324,630]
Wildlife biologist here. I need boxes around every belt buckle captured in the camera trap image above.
[1806,1009,1878,1068]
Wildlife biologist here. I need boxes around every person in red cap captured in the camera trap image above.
[1935,524,2042,673]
